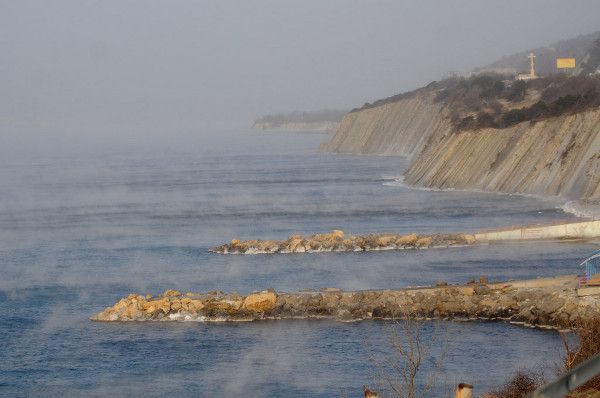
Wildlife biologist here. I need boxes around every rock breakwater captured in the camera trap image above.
[211,230,476,254]
[92,275,599,329]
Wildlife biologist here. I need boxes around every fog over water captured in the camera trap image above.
[0,131,598,396]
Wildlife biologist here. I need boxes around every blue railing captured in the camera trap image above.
[580,249,600,283]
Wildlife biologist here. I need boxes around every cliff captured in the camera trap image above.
[319,92,450,157]
[404,107,600,199]
[475,30,600,76]
[320,73,600,201]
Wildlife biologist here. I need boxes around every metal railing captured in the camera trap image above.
[529,352,600,397]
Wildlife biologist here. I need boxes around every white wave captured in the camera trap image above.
[383,177,567,201]
[168,313,207,322]
[560,200,600,220]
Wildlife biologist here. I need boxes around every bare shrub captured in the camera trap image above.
[560,318,600,392]
[487,370,545,398]
[367,317,448,398]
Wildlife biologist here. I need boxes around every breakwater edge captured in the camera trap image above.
[92,275,600,330]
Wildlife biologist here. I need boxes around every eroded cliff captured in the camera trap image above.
[319,92,450,158]
[321,74,600,201]
[404,107,600,199]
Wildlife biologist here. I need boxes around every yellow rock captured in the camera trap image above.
[188,299,205,312]
[212,299,243,312]
[415,236,433,247]
[142,298,171,314]
[162,289,181,298]
[231,239,240,246]
[113,298,131,312]
[331,230,345,240]
[243,291,277,312]
[159,298,171,313]
[124,305,143,320]
[376,235,395,247]
[460,234,477,244]
[396,233,418,246]
[144,305,158,315]
[288,236,305,252]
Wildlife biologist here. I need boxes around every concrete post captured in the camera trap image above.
[455,383,473,398]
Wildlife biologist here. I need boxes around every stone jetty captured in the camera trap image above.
[211,230,477,254]
[212,220,600,255]
[91,275,600,329]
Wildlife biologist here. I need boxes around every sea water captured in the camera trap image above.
[0,131,595,397]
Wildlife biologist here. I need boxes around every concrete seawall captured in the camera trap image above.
[475,220,600,242]
[92,275,600,329]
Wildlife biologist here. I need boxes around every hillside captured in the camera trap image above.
[475,30,600,76]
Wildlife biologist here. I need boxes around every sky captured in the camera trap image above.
[2,0,600,139]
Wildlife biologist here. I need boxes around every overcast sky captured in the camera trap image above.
[2,0,600,138]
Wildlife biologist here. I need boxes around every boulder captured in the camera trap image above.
[211,299,243,312]
[187,299,205,313]
[375,235,396,247]
[162,289,182,298]
[331,230,345,240]
[243,291,277,312]
[474,284,491,295]
[415,236,433,248]
[396,233,418,246]
[460,234,477,245]
[143,297,171,314]
[287,236,304,252]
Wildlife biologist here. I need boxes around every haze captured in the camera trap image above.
[2,0,600,140]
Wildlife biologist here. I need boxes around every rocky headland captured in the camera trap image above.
[322,73,600,202]
[210,230,477,254]
[91,275,600,329]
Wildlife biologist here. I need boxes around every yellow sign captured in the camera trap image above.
[556,58,576,69]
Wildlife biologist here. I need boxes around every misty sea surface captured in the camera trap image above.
[0,130,597,397]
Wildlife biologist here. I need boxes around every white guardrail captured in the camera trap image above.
[530,352,600,397]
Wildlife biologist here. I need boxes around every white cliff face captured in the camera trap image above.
[319,92,450,158]
[404,107,600,200]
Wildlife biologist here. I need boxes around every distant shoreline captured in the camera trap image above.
[252,121,339,133]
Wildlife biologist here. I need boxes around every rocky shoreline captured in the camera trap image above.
[91,275,600,329]
[211,230,477,254]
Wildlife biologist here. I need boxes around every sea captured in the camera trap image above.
[0,130,597,397]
